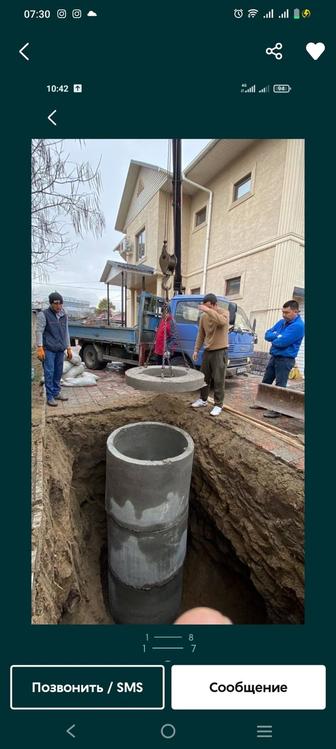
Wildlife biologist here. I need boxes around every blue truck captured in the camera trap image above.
[68,292,256,375]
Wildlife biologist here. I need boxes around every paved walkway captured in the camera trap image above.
[222,373,304,436]
[50,364,304,434]
[35,360,304,472]
[57,365,142,411]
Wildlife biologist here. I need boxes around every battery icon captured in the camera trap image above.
[273,84,292,93]
[294,8,300,19]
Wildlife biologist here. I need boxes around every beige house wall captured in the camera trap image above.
[186,139,287,278]
[262,139,305,350]
[123,190,161,325]
[184,139,304,351]
[205,245,277,347]
[125,165,167,227]
[124,191,160,268]
[181,195,191,281]
[123,188,193,321]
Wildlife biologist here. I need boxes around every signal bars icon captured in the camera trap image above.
[241,83,270,94]
[263,9,274,18]
[279,8,289,18]
[241,83,256,93]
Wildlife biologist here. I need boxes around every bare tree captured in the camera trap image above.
[31,139,105,280]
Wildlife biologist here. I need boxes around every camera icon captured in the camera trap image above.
[72,9,82,18]
[57,9,67,18]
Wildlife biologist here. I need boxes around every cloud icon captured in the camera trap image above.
[87,10,97,16]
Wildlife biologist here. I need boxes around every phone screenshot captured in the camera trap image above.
[3,3,334,746]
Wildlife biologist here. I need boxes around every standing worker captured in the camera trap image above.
[254,299,305,418]
[36,291,73,407]
[191,293,229,417]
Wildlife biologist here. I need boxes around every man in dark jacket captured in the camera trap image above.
[36,291,72,407]
[258,299,304,418]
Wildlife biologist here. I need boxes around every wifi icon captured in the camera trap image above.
[248,8,259,17]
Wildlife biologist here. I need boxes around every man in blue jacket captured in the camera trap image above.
[259,299,304,418]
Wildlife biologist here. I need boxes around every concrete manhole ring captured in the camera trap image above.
[125,365,205,393]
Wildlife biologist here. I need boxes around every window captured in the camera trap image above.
[194,206,207,227]
[234,306,252,332]
[226,276,241,296]
[143,295,161,315]
[190,287,201,295]
[233,174,252,201]
[136,228,146,261]
[217,300,229,311]
[175,301,200,324]
[175,299,228,324]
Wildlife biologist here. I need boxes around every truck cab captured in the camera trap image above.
[69,291,255,374]
[168,294,255,375]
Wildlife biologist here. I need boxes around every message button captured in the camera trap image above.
[171,665,326,710]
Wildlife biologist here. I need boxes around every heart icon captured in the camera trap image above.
[306,42,325,60]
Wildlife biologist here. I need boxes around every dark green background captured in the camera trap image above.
[3,2,334,746]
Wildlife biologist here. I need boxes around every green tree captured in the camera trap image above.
[96,298,115,312]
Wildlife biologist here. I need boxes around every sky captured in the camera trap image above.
[32,139,211,309]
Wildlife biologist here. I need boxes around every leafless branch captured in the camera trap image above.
[31,139,105,279]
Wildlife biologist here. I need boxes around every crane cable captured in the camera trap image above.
[144,140,190,374]
[163,140,171,244]
[159,140,177,298]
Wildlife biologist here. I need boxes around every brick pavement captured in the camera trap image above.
[52,365,150,415]
[222,373,304,436]
[48,365,304,437]
[40,358,304,470]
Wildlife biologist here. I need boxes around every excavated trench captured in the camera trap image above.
[32,397,304,625]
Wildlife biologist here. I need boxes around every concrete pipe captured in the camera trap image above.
[105,421,194,624]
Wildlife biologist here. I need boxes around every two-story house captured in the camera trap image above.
[113,139,304,366]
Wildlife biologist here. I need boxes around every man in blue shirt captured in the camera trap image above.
[256,299,305,418]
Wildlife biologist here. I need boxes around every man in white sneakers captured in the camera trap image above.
[191,293,229,416]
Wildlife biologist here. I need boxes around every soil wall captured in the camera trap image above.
[32,397,304,625]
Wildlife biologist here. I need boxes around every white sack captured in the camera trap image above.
[62,363,85,380]
[69,353,82,366]
[62,373,98,387]
[62,360,73,374]
[63,351,82,366]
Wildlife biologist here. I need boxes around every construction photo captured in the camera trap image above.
[31,138,305,626]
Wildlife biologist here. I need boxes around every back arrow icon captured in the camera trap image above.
[19,42,29,61]
[66,724,76,738]
[48,109,57,126]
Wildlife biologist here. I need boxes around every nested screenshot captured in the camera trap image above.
[3,4,334,747]
[31,137,304,628]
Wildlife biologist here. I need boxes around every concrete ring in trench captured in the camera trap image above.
[125,365,205,393]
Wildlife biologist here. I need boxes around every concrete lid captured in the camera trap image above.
[125,366,205,393]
